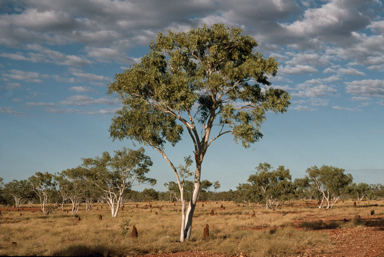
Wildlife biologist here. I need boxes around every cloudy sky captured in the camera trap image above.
[1,0,383,191]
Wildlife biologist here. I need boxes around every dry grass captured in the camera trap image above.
[0,199,383,256]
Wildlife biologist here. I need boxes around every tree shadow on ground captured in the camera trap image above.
[299,220,340,230]
[51,244,123,257]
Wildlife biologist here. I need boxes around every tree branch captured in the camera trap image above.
[207,130,233,147]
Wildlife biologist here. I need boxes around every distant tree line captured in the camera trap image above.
[1,158,383,215]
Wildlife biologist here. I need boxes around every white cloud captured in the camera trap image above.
[293,84,336,97]
[0,52,30,61]
[83,108,120,115]
[338,67,365,76]
[332,106,360,112]
[323,67,336,73]
[286,52,330,66]
[45,106,119,115]
[292,105,316,111]
[3,69,43,83]
[60,95,119,106]
[368,64,384,71]
[0,107,25,115]
[292,99,306,104]
[69,86,95,93]
[26,102,56,107]
[352,96,370,101]
[70,69,111,82]
[5,82,23,90]
[278,0,374,49]
[311,98,329,106]
[345,79,384,96]
[279,65,318,74]
[85,46,140,65]
[271,85,294,92]
[45,107,81,114]
[322,75,341,82]
[368,20,384,34]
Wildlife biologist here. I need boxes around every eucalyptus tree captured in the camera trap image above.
[3,180,29,208]
[348,182,374,201]
[164,181,179,202]
[201,180,213,192]
[82,147,155,217]
[108,24,290,241]
[141,188,159,201]
[213,181,221,192]
[54,173,70,210]
[306,165,353,209]
[29,172,56,215]
[293,177,314,200]
[235,183,262,206]
[247,163,294,209]
[371,184,384,198]
[59,167,89,215]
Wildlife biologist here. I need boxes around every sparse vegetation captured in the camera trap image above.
[1,199,383,256]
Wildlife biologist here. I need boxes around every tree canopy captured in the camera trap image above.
[108,23,290,153]
[306,165,353,209]
[108,23,290,241]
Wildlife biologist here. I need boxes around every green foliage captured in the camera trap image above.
[82,147,155,191]
[213,181,221,191]
[141,188,159,201]
[200,179,213,192]
[306,165,353,208]
[371,184,384,198]
[107,23,290,239]
[346,182,374,200]
[108,23,290,151]
[235,183,262,204]
[306,165,353,198]
[121,219,131,236]
[3,180,30,202]
[293,177,312,200]
[28,172,56,214]
[247,163,294,208]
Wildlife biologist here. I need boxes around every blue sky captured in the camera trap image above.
[1,0,383,192]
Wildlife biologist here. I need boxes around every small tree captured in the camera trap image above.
[235,183,262,206]
[247,163,294,209]
[3,180,29,208]
[200,179,213,200]
[164,181,179,202]
[371,184,384,198]
[141,188,159,201]
[347,182,374,201]
[29,172,56,215]
[213,181,221,192]
[59,167,89,215]
[293,177,315,200]
[54,173,70,210]
[82,147,155,217]
[108,24,290,241]
[306,165,353,209]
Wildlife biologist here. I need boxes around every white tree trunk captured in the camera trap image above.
[183,168,200,240]
[179,187,186,242]
[330,196,340,208]
[11,195,25,208]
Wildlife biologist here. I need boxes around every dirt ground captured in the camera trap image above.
[138,201,384,257]
[2,202,384,256]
